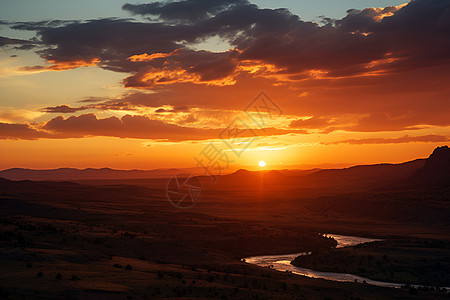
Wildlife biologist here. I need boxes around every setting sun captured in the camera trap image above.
[258,160,266,167]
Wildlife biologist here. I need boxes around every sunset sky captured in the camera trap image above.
[1,0,449,171]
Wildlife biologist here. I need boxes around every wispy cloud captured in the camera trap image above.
[325,134,450,145]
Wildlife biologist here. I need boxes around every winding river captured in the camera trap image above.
[243,234,449,290]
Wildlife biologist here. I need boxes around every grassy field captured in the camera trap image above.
[1,176,449,299]
[0,216,432,299]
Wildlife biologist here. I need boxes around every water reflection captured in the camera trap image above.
[243,234,449,290]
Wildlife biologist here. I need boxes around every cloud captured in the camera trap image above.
[326,134,450,145]
[9,20,77,31]
[0,123,50,140]
[347,111,450,132]
[0,36,37,50]
[3,0,450,134]
[290,116,332,129]
[123,49,240,87]
[0,113,302,141]
[7,0,449,86]
[336,4,408,32]
[40,101,139,113]
[20,58,100,72]
[128,49,182,62]
[155,105,189,113]
[122,0,248,23]
[40,105,88,113]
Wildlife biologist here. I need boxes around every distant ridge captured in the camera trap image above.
[303,159,426,187]
[0,167,203,181]
[218,159,426,189]
[225,168,321,178]
[2,147,447,186]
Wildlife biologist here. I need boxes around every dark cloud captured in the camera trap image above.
[123,49,240,88]
[77,92,175,110]
[0,36,37,49]
[13,18,178,73]
[336,6,399,33]
[122,0,248,23]
[40,105,87,113]
[40,102,139,113]
[316,15,336,26]
[54,92,165,113]
[5,0,449,88]
[13,44,37,50]
[9,20,79,31]
[41,114,211,140]
[0,114,301,141]
[2,0,450,135]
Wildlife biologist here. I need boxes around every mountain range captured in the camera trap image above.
[0,167,203,181]
[1,146,449,190]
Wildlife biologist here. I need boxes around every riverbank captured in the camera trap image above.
[291,238,450,287]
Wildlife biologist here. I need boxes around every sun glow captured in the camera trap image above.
[258,160,266,167]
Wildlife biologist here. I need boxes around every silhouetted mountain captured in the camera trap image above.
[229,169,257,178]
[216,168,323,187]
[302,159,426,189]
[0,167,203,181]
[2,148,443,190]
[223,168,321,180]
[410,146,450,188]
[218,160,425,190]
[0,176,81,197]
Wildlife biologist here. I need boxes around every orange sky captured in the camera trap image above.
[1,0,449,171]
